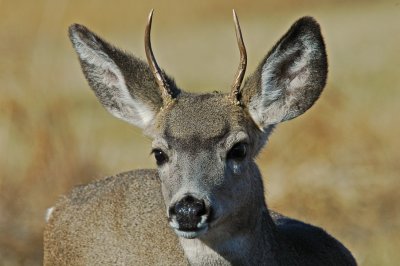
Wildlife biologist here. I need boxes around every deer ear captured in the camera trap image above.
[241,17,327,128]
[68,24,176,129]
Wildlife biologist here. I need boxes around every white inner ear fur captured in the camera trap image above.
[72,34,155,128]
[249,35,317,127]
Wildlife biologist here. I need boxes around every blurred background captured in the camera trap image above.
[0,0,399,265]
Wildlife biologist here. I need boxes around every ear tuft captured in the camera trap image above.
[68,24,108,62]
[69,24,123,91]
[242,16,327,128]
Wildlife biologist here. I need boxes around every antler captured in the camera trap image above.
[145,10,244,104]
[145,9,179,102]
[230,10,247,104]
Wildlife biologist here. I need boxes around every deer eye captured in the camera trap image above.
[227,143,247,161]
[152,149,168,166]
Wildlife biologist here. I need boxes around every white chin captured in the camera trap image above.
[174,226,208,239]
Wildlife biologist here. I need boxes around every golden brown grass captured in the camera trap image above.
[0,0,399,265]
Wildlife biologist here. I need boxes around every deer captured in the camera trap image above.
[44,10,357,266]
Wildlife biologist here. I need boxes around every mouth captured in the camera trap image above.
[169,218,209,239]
[172,224,209,239]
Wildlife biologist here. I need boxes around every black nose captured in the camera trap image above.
[170,195,208,231]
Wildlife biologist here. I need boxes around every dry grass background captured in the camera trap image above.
[0,0,399,265]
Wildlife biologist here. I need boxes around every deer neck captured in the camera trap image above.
[178,204,279,265]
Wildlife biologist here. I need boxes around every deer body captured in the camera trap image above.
[44,170,186,265]
[44,11,356,265]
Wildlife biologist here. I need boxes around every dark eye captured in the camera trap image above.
[152,149,168,166]
[227,143,247,160]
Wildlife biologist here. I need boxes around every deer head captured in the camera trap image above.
[68,10,327,241]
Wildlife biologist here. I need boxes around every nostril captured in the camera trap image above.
[195,201,207,216]
[168,205,176,216]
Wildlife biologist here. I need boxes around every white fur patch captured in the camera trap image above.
[71,33,155,128]
[45,207,54,222]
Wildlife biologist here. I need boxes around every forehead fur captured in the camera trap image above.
[156,92,247,143]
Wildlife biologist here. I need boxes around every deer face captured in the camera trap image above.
[152,93,269,238]
[69,10,327,239]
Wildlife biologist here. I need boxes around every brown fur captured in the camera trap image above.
[44,170,187,265]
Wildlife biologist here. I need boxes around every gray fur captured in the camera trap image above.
[44,16,356,265]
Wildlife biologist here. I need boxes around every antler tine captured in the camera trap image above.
[231,9,247,104]
[145,9,177,101]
